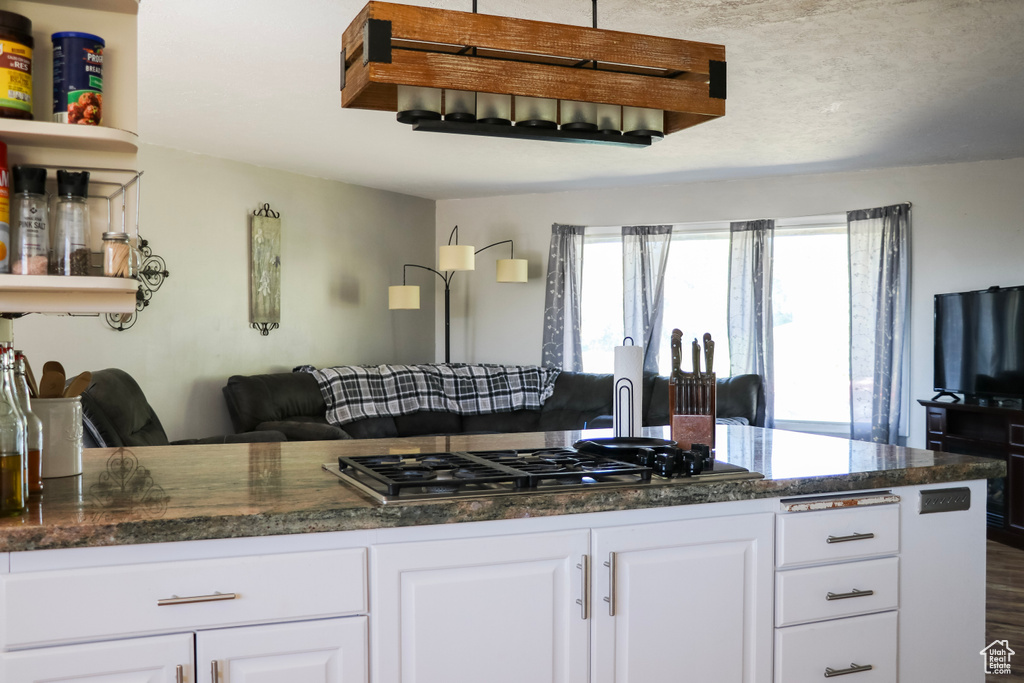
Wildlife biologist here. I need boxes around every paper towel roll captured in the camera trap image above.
[613,343,644,438]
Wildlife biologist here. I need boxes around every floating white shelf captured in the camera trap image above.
[0,274,138,314]
[21,0,138,15]
[0,119,138,154]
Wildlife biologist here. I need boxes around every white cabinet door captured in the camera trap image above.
[0,632,193,682]
[372,529,590,683]
[591,513,774,683]
[197,617,367,683]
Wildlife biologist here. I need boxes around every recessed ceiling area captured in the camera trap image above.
[138,0,1024,200]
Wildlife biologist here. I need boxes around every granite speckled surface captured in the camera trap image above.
[0,426,1004,552]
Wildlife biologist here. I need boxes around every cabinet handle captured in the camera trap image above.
[824,663,873,677]
[157,591,238,606]
[603,552,617,616]
[826,532,875,544]
[576,555,590,620]
[826,588,874,601]
[211,660,220,682]
[175,664,184,683]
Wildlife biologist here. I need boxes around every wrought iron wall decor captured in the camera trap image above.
[106,235,170,331]
[250,203,282,336]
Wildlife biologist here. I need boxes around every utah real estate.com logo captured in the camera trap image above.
[982,640,1015,675]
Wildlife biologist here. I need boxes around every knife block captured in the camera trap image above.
[669,372,716,450]
[671,414,715,450]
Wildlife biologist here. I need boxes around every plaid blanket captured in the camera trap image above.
[297,364,561,426]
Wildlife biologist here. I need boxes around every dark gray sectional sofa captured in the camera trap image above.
[222,371,765,441]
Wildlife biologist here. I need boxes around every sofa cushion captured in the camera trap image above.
[223,373,326,433]
[462,410,541,434]
[343,416,399,439]
[393,411,463,437]
[255,421,350,441]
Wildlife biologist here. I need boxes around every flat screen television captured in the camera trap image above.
[934,285,1024,402]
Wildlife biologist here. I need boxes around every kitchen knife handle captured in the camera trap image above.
[691,338,702,376]
[703,334,714,375]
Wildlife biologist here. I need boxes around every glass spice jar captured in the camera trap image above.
[102,231,136,277]
[50,170,91,276]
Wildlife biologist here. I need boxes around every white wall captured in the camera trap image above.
[16,144,436,440]
[436,156,1024,448]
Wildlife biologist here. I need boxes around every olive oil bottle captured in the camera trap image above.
[0,345,25,516]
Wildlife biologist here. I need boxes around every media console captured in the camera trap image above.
[920,399,1024,548]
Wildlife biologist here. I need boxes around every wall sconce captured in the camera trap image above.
[389,225,527,363]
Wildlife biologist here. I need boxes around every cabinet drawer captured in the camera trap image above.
[1,547,366,650]
[777,505,899,568]
[775,611,897,682]
[776,557,899,627]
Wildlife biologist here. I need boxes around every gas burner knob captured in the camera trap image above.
[654,452,678,477]
[635,448,657,467]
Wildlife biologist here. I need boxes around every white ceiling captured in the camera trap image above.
[138,0,1024,200]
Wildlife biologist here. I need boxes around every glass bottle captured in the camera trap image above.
[14,352,42,494]
[11,166,49,275]
[0,346,26,517]
[0,344,27,500]
[50,170,91,276]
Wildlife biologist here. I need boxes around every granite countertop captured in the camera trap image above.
[0,426,1004,553]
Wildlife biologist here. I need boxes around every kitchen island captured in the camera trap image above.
[0,426,1004,682]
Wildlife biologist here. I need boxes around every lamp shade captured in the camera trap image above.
[389,285,420,309]
[496,259,528,283]
[439,244,475,271]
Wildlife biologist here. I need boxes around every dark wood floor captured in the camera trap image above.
[988,540,1024,680]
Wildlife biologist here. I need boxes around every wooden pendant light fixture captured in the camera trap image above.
[340,1,726,147]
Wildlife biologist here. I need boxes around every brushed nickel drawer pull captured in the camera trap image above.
[211,660,220,681]
[824,663,873,677]
[603,552,617,616]
[175,664,184,683]
[826,588,875,601]
[158,591,238,606]
[576,555,590,620]
[826,532,875,544]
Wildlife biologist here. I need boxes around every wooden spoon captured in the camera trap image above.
[42,360,65,378]
[38,370,66,399]
[63,371,92,399]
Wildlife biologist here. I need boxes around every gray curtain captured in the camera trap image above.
[622,225,673,374]
[728,219,775,428]
[848,204,910,444]
[542,224,586,371]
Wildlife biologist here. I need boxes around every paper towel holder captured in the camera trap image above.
[614,337,639,438]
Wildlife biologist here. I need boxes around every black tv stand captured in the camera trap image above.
[930,391,961,402]
[920,399,1024,549]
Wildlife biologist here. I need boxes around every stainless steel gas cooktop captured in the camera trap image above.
[322,444,763,504]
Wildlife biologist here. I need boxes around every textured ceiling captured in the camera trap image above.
[138,0,1024,200]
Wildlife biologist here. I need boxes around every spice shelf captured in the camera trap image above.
[0,274,137,314]
[0,119,138,153]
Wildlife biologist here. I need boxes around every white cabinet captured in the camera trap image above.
[372,529,591,683]
[371,513,774,683]
[0,632,193,682]
[1,547,367,649]
[590,513,774,683]
[774,499,901,683]
[197,617,368,683]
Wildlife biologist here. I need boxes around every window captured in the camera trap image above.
[579,216,850,430]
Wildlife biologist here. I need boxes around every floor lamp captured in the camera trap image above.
[389,226,528,363]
